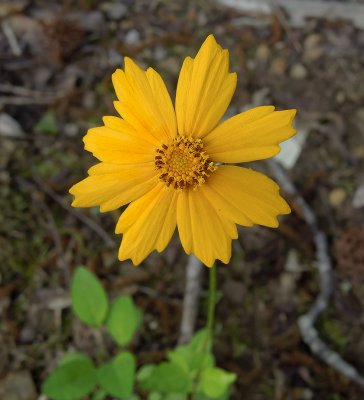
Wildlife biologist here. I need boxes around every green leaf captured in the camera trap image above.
[189,329,212,352]
[148,393,163,400]
[59,352,90,366]
[106,296,141,346]
[198,367,236,398]
[164,394,188,400]
[71,266,108,327]
[42,354,96,400]
[167,330,214,377]
[137,365,156,383]
[97,352,136,399]
[35,110,58,135]
[168,346,213,376]
[92,388,107,400]
[140,362,192,394]
[194,391,230,400]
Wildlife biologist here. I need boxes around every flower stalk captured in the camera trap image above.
[207,263,217,334]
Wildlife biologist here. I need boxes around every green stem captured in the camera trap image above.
[191,264,217,400]
[207,263,217,334]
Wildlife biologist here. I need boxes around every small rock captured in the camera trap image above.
[329,188,347,207]
[47,293,71,311]
[82,91,96,110]
[103,2,128,20]
[275,120,309,169]
[153,46,167,61]
[222,280,246,305]
[335,91,346,104]
[197,12,208,26]
[353,146,364,159]
[251,87,270,106]
[0,371,37,400]
[108,48,123,66]
[292,387,314,400]
[33,67,52,89]
[0,113,25,138]
[0,1,27,18]
[304,33,324,61]
[284,250,303,273]
[270,57,286,75]
[255,44,270,63]
[124,29,140,46]
[353,184,364,208]
[7,15,42,55]
[246,59,256,71]
[279,272,296,296]
[79,11,105,32]
[19,326,36,344]
[290,63,307,79]
[63,123,79,137]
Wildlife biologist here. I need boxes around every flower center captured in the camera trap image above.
[154,136,217,190]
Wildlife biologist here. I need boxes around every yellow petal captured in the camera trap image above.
[176,187,237,267]
[112,58,176,142]
[116,184,177,265]
[69,162,158,212]
[204,107,297,163]
[146,67,177,139]
[203,166,290,228]
[175,35,237,139]
[83,120,155,164]
[103,115,158,146]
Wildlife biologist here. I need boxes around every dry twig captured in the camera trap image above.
[268,159,364,387]
[1,20,22,56]
[179,255,204,344]
[31,175,116,249]
[0,83,68,106]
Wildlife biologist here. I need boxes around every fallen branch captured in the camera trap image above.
[0,96,57,106]
[2,20,22,56]
[218,0,364,30]
[0,83,68,106]
[267,159,364,387]
[179,255,204,344]
[0,83,57,97]
[30,175,116,249]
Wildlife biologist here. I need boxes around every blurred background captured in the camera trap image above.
[1,0,364,399]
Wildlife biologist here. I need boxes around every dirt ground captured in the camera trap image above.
[1,0,364,399]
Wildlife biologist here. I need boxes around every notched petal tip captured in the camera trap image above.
[68,181,80,196]
[288,108,297,120]
[201,33,221,51]
[111,68,124,83]
[124,57,144,75]
[279,197,291,215]
[230,71,237,81]
[123,56,133,68]
[69,197,83,208]
[118,241,145,266]
[204,260,215,268]
[204,105,298,163]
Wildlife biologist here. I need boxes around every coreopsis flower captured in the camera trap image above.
[70,35,296,267]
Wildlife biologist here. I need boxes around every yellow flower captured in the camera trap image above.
[70,35,296,267]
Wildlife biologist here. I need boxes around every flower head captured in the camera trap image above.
[70,35,296,267]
